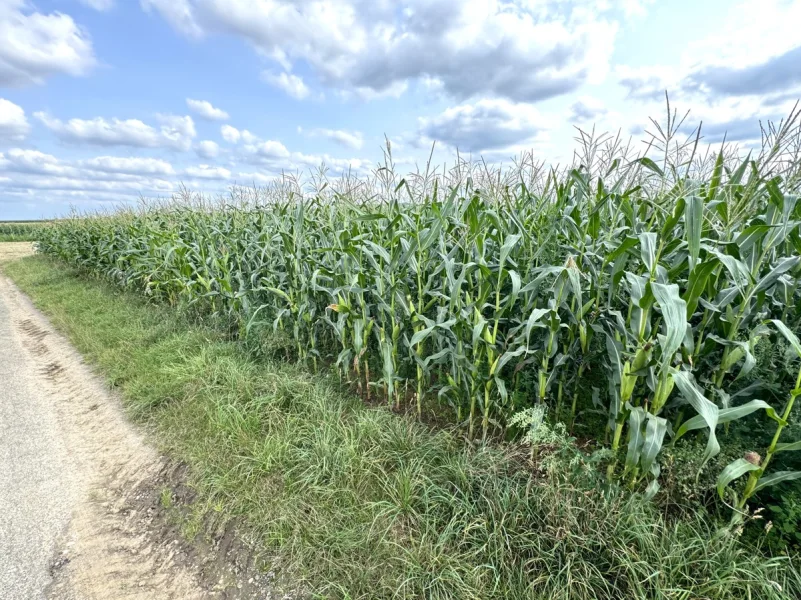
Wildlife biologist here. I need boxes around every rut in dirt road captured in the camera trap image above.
[0,271,210,600]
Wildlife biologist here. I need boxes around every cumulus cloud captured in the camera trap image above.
[186,98,229,120]
[299,127,363,150]
[262,71,310,100]
[80,156,175,176]
[0,98,29,141]
[685,46,801,97]
[0,148,176,178]
[569,97,608,123]
[0,0,97,86]
[0,149,79,177]
[139,0,622,103]
[195,140,220,159]
[618,0,801,105]
[220,125,257,144]
[34,112,197,151]
[220,124,241,143]
[252,140,291,159]
[0,148,179,208]
[419,99,549,153]
[225,128,369,175]
[0,148,243,214]
[185,164,231,179]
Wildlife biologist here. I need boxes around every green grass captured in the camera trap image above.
[5,254,801,600]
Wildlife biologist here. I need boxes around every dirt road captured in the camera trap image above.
[0,244,208,599]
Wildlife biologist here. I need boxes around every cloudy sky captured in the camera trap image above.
[1,0,800,219]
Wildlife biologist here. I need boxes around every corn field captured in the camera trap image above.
[36,106,801,514]
[0,221,46,241]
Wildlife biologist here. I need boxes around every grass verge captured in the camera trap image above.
[5,254,801,600]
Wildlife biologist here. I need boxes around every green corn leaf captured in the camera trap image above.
[524,308,549,347]
[709,250,752,291]
[754,470,801,493]
[644,478,660,501]
[499,234,522,266]
[604,235,639,265]
[735,224,772,255]
[266,286,292,303]
[639,232,658,274]
[708,150,724,201]
[651,282,686,365]
[508,270,522,308]
[775,441,801,453]
[494,346,528,375]
[625,406,646,474]
[754,256,800,294]
[770,319,801,358]
[605,333,624,383]
[673,370,720,464]
[635,157,665,177]
[675,399,785,440]
[660,197,686,241]
[640,414,667,476]
[472,317,488,347]
[683,258,718,317]
[717,458,760,499]
[685,195,703,270]
[410,325,437,347]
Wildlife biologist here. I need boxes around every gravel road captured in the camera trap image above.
[0,259,77,598]
[0,245,208,599]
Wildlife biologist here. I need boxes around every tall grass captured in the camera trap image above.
[37,104,801,516]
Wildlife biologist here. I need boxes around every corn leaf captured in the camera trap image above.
[652,282,686,365]
[754,471,801,493]
[673,370,720,464]
[717,458,760,499]
[685,195,703,270]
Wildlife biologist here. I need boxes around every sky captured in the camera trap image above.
[0,0,800,219]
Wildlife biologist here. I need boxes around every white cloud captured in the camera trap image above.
[0,0,97,86]
[185,164,231,179]
[140,0,203,38]
[300,127,363,150]
[234,171,276,184]
[0,98,29,141]
[262,71,310,100]
[618,1,801,104]
[79,0,115,10]
[0,148,176,179]
[220,124,241,143]
[569,97,608,123]
[139,0,623,102]
[0,149,78,177]
[419,98,550,153]
[157,114,196,148]
[228,129,370,176]
[195,140,220,159]
[186,98,229,120]
[80,156,175,176]
[35,112,197,151]
[253,140,291,159]
[220,125,257,144]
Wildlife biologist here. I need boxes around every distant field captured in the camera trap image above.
[0,221,49,242]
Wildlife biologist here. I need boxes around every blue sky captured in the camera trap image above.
[1,0,800,219]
